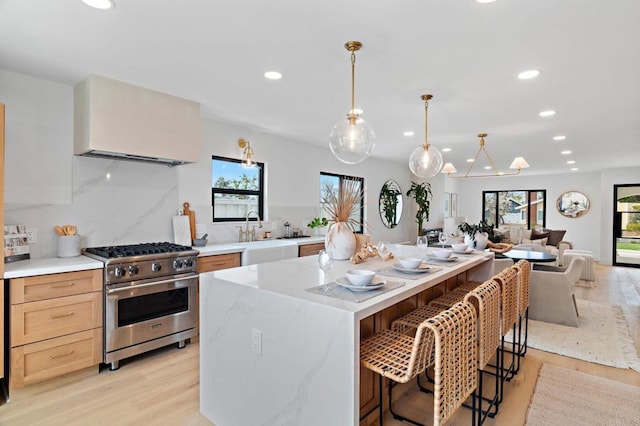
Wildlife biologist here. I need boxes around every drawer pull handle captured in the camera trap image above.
[49,312,74,319]
[48,282,75,288]
[48,350,74,360]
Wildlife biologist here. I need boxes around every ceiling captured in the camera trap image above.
[1,0,639,176]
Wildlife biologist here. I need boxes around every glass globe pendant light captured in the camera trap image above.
[408,94,443,178]
[329,41,375,164]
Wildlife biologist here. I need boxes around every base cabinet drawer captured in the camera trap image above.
[11,269,102,304]
[198,253,241,273]
[298,242,325,257]
[11,328,102,388]
[11,292,103,347]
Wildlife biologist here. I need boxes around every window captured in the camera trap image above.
[320,172,364,233]
[482,190,546,230]
[211,156,264,222]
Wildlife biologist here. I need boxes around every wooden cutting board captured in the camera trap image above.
[173,216,192,246]
[183,202,196,241]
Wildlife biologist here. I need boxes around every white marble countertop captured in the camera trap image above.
[203,250,493,320]
[195,236,325,256]
[4,255,104,279]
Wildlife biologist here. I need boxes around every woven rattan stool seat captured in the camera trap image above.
[391,304,444,335]
[454,280,483,293]
[428,290,468,310]
[360,302,478,426]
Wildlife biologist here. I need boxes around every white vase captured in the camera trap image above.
[475,232,489,251]
[325,222,356,260]
[464,233,475,250]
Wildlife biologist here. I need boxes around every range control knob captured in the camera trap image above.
[184,258,194,268]
[173,260,184,269]
[114,267,126,277]
[129,265,139,275]
[151,263,162,272]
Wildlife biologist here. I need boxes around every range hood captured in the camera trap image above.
[74,74,201,167]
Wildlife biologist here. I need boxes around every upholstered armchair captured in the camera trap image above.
[529,255,585,327]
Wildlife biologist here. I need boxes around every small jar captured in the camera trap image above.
[284,221,290,238]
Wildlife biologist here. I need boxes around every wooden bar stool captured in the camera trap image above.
[463,279,502,425]
[360,302,478,426]
[512,260,531,372]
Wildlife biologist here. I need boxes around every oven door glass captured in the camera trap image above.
[117,286,189,327]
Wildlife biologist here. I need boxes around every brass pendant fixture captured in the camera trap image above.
[443,133,530,178]
[329,41,375,164]
[408,94,443,178]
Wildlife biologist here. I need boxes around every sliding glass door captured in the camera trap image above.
[614,184,640,267]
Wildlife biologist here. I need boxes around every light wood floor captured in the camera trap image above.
[0,263,638,426]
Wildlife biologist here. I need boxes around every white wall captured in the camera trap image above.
[2,69,420,258]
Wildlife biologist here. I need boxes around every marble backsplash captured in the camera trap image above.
[5,156,323,258]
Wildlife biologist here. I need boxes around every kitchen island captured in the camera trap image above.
[199,250,494,425]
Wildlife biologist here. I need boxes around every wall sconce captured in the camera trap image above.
[238,138,256,167]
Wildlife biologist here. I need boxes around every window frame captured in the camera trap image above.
[320,172,365,234]
[211,155,265,223]
[482,189,546,229]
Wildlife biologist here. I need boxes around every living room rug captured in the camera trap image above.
[510,299,640,371]
[525,363,640,426]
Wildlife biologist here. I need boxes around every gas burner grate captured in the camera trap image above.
[85,242,193,259]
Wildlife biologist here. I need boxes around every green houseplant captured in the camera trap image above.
[307,217,328,235]
[406,181,432,237]
[379,182,401,228]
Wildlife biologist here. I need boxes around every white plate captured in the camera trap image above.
[392,262,431,273]
[453,248,474,254]
[425,256,459,262]
[336,277,386,291]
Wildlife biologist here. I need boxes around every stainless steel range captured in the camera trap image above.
[83,242,199,370]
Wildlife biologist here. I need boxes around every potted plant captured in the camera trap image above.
[321,180,363,259]
[458,219,500,249]
[307,217,329,236]
[379,181,401,228]
[406,181,432,237]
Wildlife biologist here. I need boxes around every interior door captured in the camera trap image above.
[613,184,640,267]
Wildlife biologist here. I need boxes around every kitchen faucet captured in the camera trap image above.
[238,210,263,242]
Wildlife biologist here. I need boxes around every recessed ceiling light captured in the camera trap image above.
[442,148,451,152]
[553,135,566,141]
[518,70,541,80]
[466,159,475,163]
[81,0,115,9]
[561,150,572,155]
[476,0,497,3]
[403,131,415,137]
[264,71,282,80]
[571,167,579,171]
[539,110,556,117]
[484,166,492,170]
[566,160,576,164]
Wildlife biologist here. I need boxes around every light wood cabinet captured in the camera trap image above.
[197,253,240,273]
[10,269,103,388]
[298,242,325,257]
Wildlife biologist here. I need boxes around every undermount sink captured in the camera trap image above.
[235,240,298,266]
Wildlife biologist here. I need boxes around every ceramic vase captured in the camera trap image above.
[474,232,489,250]
[464,233,475,250]
[325,222,356,260]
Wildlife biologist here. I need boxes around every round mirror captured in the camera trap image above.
[379,180,403,228]
[557,191,590,218]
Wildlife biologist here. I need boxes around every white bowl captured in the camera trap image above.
[451,243,468,252]
[345,270,375,286]
[432,248,453,259]
[398,257,422,269]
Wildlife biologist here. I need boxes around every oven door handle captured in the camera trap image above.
[106,275,196,294]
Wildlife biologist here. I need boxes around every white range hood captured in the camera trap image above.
[74,74,201,167]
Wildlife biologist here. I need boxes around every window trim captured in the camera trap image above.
[482,189,546,229]
[211,155,265,222]
[320,171,365,234]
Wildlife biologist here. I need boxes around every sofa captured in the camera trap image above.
[496,227,573,266]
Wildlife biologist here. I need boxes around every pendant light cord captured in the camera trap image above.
[350,50,356,119]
